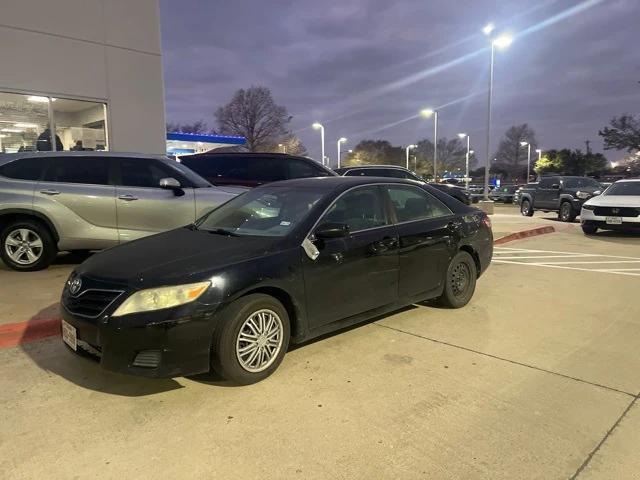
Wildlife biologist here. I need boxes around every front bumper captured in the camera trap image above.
[581,208,640,229]
[60,302,222,378]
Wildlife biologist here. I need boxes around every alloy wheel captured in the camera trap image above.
[561,203,571,221]
[236,309,284,373]
[4,228,43,265]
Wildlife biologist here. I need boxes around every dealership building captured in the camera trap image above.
[0,0,167,155]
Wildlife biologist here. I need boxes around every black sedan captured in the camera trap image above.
[60,177,493,384]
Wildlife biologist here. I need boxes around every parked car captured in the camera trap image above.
[580,179,640,234]
[518,175,603,222]
[468,184,496,202]
[179,152,336,187]
[490,185,518,203]
[513,182,537,205]
[334,165,472,204]
[60,176,493,384]
[0,152,243,271]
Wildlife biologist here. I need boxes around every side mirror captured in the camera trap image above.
[314,222,349,239]
[551,183,560,190]
[159,177,184,196]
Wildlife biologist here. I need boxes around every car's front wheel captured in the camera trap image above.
[559,201,577,222]
[521,199,534,217]
[582,224,598,235]
[211,294,290,385]
[0,219,57,271]
[437,251,477,308]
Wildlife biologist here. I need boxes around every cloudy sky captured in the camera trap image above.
[160,0,638,163]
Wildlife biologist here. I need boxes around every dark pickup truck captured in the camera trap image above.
[519,176,603,222]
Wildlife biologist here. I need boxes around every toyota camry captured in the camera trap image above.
[60,177,493,384]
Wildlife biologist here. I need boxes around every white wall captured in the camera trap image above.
[0,0,166,154]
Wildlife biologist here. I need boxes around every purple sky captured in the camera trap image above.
[160,0,638,163]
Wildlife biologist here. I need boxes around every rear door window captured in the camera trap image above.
[0,157,47,181]
[43,156,109,185]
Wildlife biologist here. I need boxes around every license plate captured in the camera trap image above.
[61,320,77,351]
[606,216,623,225]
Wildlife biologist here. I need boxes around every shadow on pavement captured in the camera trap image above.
[20,305,183,397]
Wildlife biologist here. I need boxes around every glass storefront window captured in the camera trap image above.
[0,92,50,153]
[53,98,107,151]
[0,92,108,153]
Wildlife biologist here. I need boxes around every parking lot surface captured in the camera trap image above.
[1,206,639,479]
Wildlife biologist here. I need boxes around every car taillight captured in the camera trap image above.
[481,213,492,229]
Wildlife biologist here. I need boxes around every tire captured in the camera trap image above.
[582,224,598,235]
[521,199,534,217]
[437,251,477,308]
[0,219,57,271]
[559,201,576,222]
[211,294,290,385]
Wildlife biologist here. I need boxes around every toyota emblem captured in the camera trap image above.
[69,277,82,295]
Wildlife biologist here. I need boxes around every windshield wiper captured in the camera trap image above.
[205,228,240,237]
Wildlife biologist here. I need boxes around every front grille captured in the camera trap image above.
[593,206,639,217]
[63,289,123,318]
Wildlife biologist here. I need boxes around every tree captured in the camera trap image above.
[414,137,475,179]
[344,140,403,167]
[493,124,538,177]
[274,134,308,156]
[534,149,608,177]
[166,120,211,134]
[215,86,291,152]
[599,114,640,153]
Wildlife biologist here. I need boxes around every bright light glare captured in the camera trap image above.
[483,23,496,35]
[536,149,542,153]
[520,141,529,146]
[27,96,55,103]
[1,128,24,133]
[14,123,38,128]
[421,109,435,118]
[469,150,475,155]
[312,122,323,130]
[493,35,513,49]
[458,133,468,139]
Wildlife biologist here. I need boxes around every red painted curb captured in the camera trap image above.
[0,317,61,349]
[494,226,556,245]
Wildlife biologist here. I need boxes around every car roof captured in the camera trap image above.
[336,165,408,170]
[614,178,640,183]
[0,151,168,166]
[184,151,312,161]
[267,175,425,190]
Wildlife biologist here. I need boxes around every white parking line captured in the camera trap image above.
[493,247,640,277]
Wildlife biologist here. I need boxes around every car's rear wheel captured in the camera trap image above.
[559,201,576,222]
[211,294,290,385]
[582,224,598,235]
[521,199,534,217]
[0,220,57,271]
[437,251,477,308]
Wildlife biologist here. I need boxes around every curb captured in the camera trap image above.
[0,317,61,349]
[494,226,556,245]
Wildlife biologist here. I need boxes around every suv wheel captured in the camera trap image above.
[0,220,57,271]
[211,294,290,385]
[559,201,576,222]
[521,199,534,217]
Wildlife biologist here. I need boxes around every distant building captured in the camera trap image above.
[0,1,166,154]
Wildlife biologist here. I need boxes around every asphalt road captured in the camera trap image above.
[1,208,639,479]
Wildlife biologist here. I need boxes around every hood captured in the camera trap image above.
[76,227,277,287]
[585,195,640,207]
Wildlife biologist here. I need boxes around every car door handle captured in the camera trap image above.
[40,189,60,196]
[370,236,398,253]
[118,194,138,201]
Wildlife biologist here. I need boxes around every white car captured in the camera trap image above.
[580,179,640,234]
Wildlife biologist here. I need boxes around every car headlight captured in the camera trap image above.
[582,204,595,211]
[576,191,591,200]
[112,281,210,317]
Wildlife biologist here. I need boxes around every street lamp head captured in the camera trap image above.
[458,133,467,139]
[278,143,284,147]
[348,149,353,153]
[482,23,495,36]
[520,141,529,147]
[338,137,347,143]
[420,108,435,118]
[493,34,513,49]
[469,150,475,155]
[312,122,323,130]
[407,144,417,149]
[536,149,542,154]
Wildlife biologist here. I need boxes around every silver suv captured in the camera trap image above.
[0,152,243,271]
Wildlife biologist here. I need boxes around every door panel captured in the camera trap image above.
[303,226,399,328]
[35,156,117,249]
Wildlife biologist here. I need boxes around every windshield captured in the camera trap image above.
[195,186,326,237]
[563,177,601,189]
[160,157,211,188]
[604,182,640,196]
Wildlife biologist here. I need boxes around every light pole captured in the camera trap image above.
[312,122,325,165]
[405,144,416,170]
[421,109,438,180]
[482,26,513,205]
[458,133,471,190]
[278,143,286,154]
[535,149,542,182]
[337,137,347,168]
[520,141,531,184]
